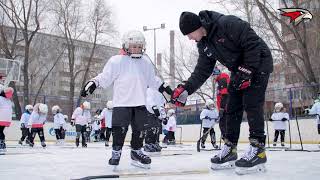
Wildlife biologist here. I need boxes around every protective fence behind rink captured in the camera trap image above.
[8,84,320,148]
[173,84,320,148]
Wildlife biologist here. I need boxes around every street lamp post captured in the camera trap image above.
[143,23,165,68]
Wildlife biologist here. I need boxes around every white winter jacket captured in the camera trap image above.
[92,55,162,107]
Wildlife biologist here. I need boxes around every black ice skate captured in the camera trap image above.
[41,141,46,148]
[18,140,23,145]
[144,144,157,153]
[210,140,237,170]
[167,140,176,145]
[0,140,7,155]
[75,138,80,147]
[201,142,206,149]
[131,149,151,169]
[281,142,285,147]
[109,147,122,171]
[235,139,267,175]
[105,141,109,147]
[152,143,162,152]
[82,143,87,148]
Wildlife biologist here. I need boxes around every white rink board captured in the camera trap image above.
[4,118,319,144]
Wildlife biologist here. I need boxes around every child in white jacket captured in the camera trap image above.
[71,101,91,147]
[52,105,67,145]
[270,102,289,147]
[165,109,177,145]
[28,103,48,147]
[0,85,14,154]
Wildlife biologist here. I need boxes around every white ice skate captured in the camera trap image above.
[235,163,266,175]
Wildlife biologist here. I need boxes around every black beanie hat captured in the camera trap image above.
[179,11,202,35]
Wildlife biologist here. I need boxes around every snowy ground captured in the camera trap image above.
[1,141,320,180]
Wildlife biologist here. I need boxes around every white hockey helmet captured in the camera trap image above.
[274,102,283,112]
[205,99,215,109]
[39,104,48,114]
[82,101,91,110]
[106,101,113,109]
[122,30,146,58]
[167,109,175,117]
[25,104,33,111]
[63,115,68,120]
[52,105,61,114]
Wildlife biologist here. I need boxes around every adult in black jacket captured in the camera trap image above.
[172,11,273,172]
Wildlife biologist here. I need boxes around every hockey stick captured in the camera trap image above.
[196,118,218,152]
[196,120,203,152]
[265,116,270,148]
[72,169,209,179]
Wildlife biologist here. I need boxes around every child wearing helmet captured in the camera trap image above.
[164,109,177,145]
[71,101,91,148]
[97,101,113,147]
[305,98,320,147]
[0,85,14,154]
[19,104,33,145]
[81,30,173,169]
[200,99,219,149]
[52,105,67,145]
[28,103,48,148]
[270,102,289,147]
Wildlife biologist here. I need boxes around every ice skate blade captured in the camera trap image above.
[235,163,266,175]
[111,165,119,172]
[211,161,236,170]
[131,160,151,169]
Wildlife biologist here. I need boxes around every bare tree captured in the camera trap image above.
[252,0,319,92]
[27,33,67,104]
[78,0,115,103]
[0,0,46,107]
[160,35,215,103]
[51,0,86,116]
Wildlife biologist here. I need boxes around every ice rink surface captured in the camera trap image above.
[1,141,320,180]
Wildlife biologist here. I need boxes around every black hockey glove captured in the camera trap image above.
[171,84,188,106]
[71,119,75,126]
[281,118,288,121]
[21,123,26,128]
[152,106,161,117]
[162,118,168,125]
[231,65,253,90]
[81,81,97,97]
[158,82,173,103]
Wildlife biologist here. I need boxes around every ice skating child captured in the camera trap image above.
[200,99,219,149]
[98,101,113,147]
[28,103,48,148]
[19,105,33,145]
[270,102,289,147]
[144,86,167,153]
[71,101,91,147]
[52,105,67,145]
[306,98,320,147]
[81,30,172,169]
[0,85,14,154]
[92,111,101,142]
[165,109,177,145]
